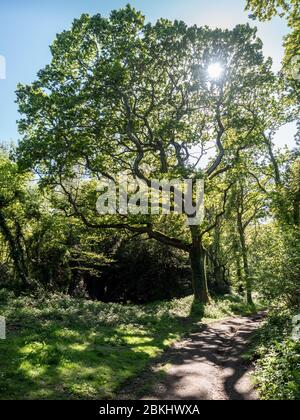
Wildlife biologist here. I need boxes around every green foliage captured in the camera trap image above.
[0,151,34,289]
[249,310,300,400]
[15,5,280,302]
[246,0,300,90]
[0,4,299,399]
[251,225,300,305]
[246,0,298,21]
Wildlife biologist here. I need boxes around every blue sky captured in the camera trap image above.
[0,0,296,148]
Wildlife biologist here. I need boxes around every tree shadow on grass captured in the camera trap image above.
[0,298,199,400]
[0,294,262,400]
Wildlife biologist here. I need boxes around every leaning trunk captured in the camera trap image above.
[189,226,209,304]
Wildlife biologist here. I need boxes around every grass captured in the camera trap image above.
[0,289,258,400]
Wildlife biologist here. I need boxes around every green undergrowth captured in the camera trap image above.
[246,309,300,400]
[0,289,259,400]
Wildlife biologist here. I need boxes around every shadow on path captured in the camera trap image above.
[118,312,265,400]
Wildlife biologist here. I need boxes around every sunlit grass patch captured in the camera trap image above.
[0,290,257,399]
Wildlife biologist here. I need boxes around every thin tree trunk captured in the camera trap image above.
[236,253,243,293]
[189,226,209,304]
[211,223,230,293]
[237,214,253,305]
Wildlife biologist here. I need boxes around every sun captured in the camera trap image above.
[207,63,223,79]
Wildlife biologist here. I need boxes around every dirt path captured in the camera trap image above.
[119,312,265,400]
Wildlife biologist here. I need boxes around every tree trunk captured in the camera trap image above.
[0,210,29,290]
[189,226,209,304]
[237,215,253,305]
[209,223,230,294]
[236,254,244,294]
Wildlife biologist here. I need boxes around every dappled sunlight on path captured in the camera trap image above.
[119,313,265,400]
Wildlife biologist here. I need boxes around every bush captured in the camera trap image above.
[251,310,300,400]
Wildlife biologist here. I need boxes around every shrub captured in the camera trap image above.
[251,310,300,400]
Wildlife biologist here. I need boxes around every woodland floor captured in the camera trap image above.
[118,312,266,400]
[0,292,263,399]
